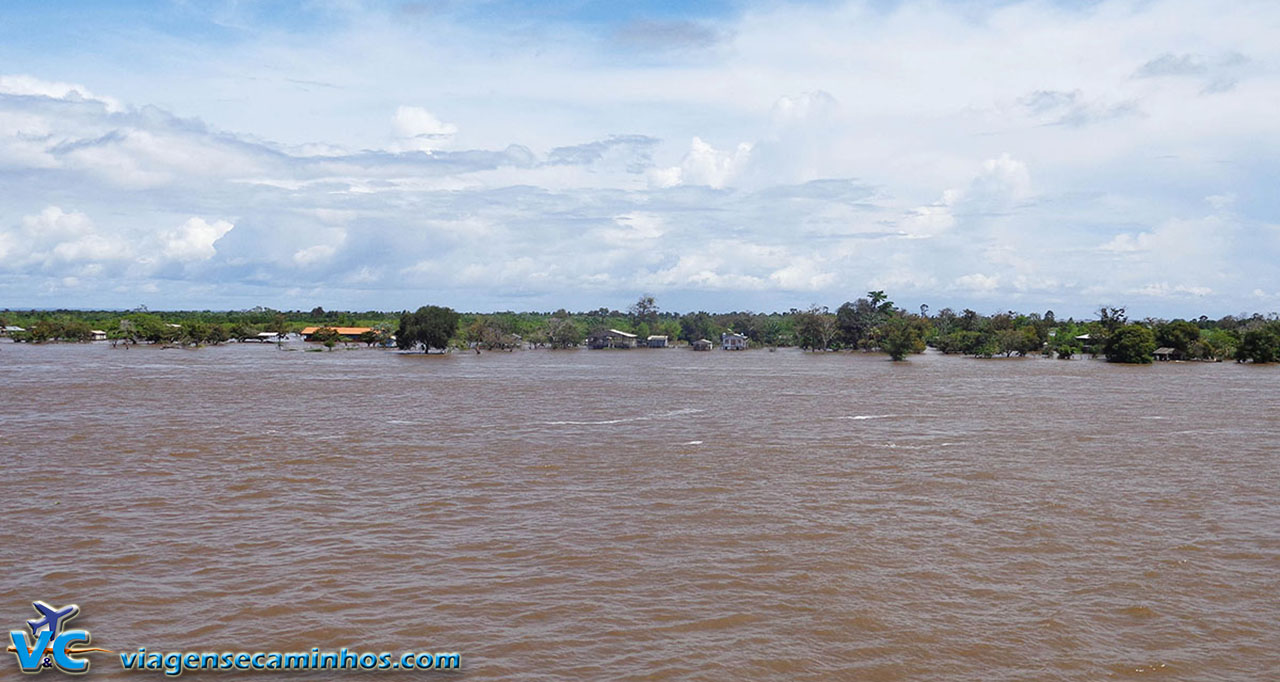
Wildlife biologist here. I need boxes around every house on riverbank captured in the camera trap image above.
[587,329,637,349]
[722,332,748,350]
[300,326,374,342]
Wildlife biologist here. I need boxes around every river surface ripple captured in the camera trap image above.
[1,342,1277,680]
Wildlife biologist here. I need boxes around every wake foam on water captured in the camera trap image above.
[844,414,894,420]
[543,407,704,426]
[882,441,957,449]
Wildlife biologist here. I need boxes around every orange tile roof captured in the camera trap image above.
[300,326,376,335]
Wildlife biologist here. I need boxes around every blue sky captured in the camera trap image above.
[2,0,1278,316]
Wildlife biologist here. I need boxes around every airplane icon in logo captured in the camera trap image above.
[26,602,79,637]
[7,601,111,673]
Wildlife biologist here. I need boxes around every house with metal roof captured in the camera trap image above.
[722,331,748,350]
[587,329,637,349]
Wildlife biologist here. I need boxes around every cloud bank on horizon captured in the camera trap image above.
[1,0,1277,317]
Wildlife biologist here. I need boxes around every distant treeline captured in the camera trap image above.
[4,293,1280,364]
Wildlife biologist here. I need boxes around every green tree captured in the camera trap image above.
[269,313,290,341]
[868,290,892,313]
[63,319,94,342]
[29,319,58,343]
[229,322,260,342]
[679,311,718,344]
[878,315,927,360]
[204,323,230,345]
[1155,319,1200,359]
[995,328,1024,357]
[1234,328,1279,363]
[464,315,520,351]
[836,292,894,349]
[1104,324,1156,364]
[794,305,837,351]
[657,319,682,344]
[181,320,210,346]
[125,313,179,344]
[373,323,395,347]
[835,299,873,348]
[311,326,343,350]
[933,330,981,354]
[396,306,460,353]
[629,295,659,330]
[106,327,134,347]
[1098,306,1128,335]
[1201,328,1239,361]
[545,311,584,348]
[463,317,488,348]
[1015,326,1043,356]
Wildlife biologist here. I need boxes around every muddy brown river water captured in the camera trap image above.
[1,342,1277,680]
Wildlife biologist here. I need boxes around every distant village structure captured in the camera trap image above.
[300,326,374,342]
[722,332,748,350]
[587,329,637,349]
[7,292,1279,363]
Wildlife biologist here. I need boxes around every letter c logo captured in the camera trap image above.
[51,630,91,674]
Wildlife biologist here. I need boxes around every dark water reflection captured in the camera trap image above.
[1,342,1277,680]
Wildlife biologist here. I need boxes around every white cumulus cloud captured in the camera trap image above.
[161,218,234,262]
[392,106,458,152]
[653,137,752,189]
[2,206,132,269]
[0,74,123,112]
[954,273,1000,293]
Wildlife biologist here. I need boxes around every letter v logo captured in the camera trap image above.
[9,630,52,672]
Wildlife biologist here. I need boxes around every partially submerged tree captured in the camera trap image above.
[1104,324,1156,364]
[396,306,460,353]
[679,311,718,345]
[878,315,928,360]
[311,326,343,350]
[545,311,583,349]
[1235,328,1279,363]
[836,291,894,350]
[1155,319,1201,360]
[794,305,837,351]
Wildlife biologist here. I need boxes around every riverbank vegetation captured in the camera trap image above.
[4,294,1280,363]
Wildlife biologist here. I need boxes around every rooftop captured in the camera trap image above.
[300,326,375,335]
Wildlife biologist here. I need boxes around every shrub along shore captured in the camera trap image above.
[3,293,1279,364]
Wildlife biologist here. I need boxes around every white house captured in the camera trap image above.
[722,332,748,350]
